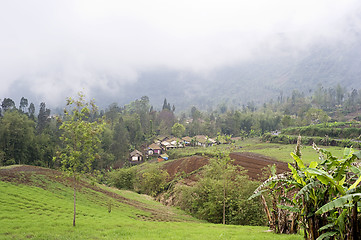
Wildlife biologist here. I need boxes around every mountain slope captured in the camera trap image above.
[91,38,361,111]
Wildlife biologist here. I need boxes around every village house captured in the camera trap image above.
[167,137,183,148]
[129,150,143,164]
[194,135,216,147]
[161,140,176,150]
[182,136,192,146]
[146,143,162,156]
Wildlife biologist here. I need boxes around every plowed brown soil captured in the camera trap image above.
[229,152,289,180]
[161,152,289,182]
[163,155,208,179]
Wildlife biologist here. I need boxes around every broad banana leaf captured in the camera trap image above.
[315,193,361,214]
[316,231,337,240]
[348,174,361,191]
[290,152,305,169]
[305,168,346,195]
[295,181,321,199]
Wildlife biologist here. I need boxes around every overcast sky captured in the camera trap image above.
[1,0,360,106]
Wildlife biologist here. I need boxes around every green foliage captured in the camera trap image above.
[53,92,105,226]
[55,93,106,175]
[262,132,361,149]
[282,122,361,139]
[315,193,361,215]
[0,110,35,165]
[134,164,169,197]
[174,153,266,226]
[108,167,136,190]
[172,122,185,138]
[252,141,361,239]
[2,84,361,173]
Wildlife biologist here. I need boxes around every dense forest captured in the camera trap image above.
[1,84,361,168]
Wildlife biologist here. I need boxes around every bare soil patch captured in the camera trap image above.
[162,155,209,181]
[161,152,289,183]
[229,152,289,180]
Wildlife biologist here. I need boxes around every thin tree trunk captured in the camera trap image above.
[308,217,318,240]
[272,192,279,233]
[223,178,226,225]
[73,175,76,227]
[352,203,358,240]
[261,195,273,229]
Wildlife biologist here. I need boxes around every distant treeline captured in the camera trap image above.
[262,133,361,149]
[282,122,361,139]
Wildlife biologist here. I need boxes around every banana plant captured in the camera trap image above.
[251,137,361,239]
[293,145,361,240]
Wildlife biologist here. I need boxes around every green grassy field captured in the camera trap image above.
[239,138,345,164]
[0,166,302,240]
[169,138,345,165]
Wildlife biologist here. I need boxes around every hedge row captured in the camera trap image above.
[282,125,361,139]
[262,133,361,149]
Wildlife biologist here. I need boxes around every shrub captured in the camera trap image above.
[174,156,266,226]
[108,167,136,190]
[134,165,169,197]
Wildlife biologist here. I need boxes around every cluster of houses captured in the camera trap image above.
[129,135,218,164]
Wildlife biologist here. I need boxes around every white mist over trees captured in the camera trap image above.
[1,1,361,109]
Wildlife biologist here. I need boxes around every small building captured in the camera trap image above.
[146,143,162,156]
[194,135,216,147]
[161,141,177,150]
[155,135,169,142]
[130,150,143,162]
[182,136,192,146]
[168,137,183,148]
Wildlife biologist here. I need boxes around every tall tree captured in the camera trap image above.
[28,103,35,120]
[105,103,121,127]
[110,117,130,165]
[37,102,51,133]
[171,123,185,138]
[0,111,35,165]
[191,106,201,120]
[123,113,143,147]
[54,93,105,226]
[19,97,28,113]
[1,98,16,112]
[162,98,171,111]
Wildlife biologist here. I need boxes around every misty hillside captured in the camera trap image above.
[92,38,361,111]
[3,1,361,111]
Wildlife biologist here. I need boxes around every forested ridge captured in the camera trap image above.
[1,84,361,168]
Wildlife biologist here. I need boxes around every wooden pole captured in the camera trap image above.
[73,175,76,227]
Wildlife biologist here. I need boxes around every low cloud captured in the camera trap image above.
[0,0,360,106]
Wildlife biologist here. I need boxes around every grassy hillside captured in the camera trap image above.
[0,165,302,240]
